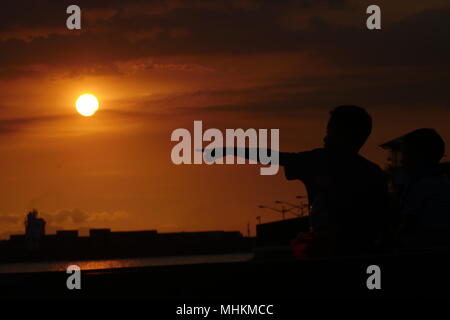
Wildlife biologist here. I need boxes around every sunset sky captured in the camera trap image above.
[1,0,449,239]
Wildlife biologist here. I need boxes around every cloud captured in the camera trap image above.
[43,208,129,225]
[0,1,448,77]
[0,115,71,135]
[113,58,215,75]
[122,65,450,117]
[51,209,89,224]
[0,0,349,36]
[0,1,449,119]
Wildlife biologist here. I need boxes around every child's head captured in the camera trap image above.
[401,128,445,171]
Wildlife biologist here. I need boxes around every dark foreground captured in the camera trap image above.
[1,250,450,300]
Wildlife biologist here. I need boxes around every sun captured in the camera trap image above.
[76,94,99,117]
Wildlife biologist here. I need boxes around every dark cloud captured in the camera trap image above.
[0,115,71,135]
[0,1,449,76]
[0,0,350,31]
[325,8,450,68]
[0,1,449,119]
[128,67,450,116]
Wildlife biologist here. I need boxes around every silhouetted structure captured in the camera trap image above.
[23,209,46,251]
[1,220,253,263]
[25,209,46,240]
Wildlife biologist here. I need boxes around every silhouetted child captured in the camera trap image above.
[398,128,450,249]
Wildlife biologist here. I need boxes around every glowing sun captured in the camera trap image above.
[76,94,99,117]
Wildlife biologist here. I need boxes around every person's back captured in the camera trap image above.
[285,148,388,255]
[285,106,389,256]
[403,172,450,234]
[399,129,450,248]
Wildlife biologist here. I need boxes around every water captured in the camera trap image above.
[0,253,254,274]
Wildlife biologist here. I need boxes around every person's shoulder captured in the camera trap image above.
[282,148,324,170]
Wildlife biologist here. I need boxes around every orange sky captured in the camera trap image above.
[1,0,450,239]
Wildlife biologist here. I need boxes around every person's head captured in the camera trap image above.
[401,128,445,171]
[324,105,372,153]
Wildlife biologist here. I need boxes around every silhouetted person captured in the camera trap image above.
[398,128,450,248]
[204,105,389,257]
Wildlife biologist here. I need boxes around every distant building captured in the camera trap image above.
[56,230,78,240]
[89,228,111,238]
[9,235,26,243]
[25,209,46,241]
[1,221,252,261]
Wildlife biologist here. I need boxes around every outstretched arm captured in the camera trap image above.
[201,147,292,166]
